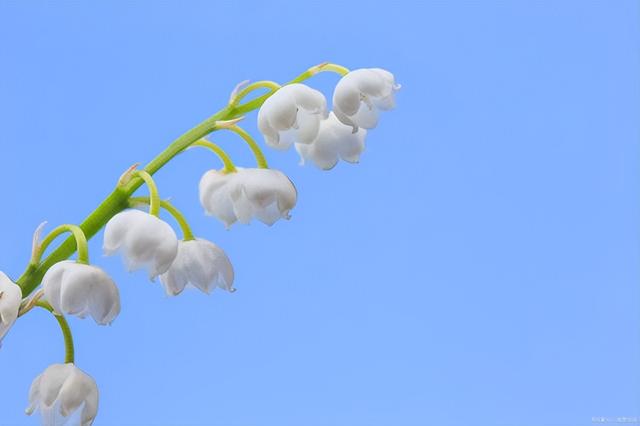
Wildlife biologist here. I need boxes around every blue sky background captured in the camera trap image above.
[0,1,638,425]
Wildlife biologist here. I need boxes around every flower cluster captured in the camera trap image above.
[2,63,397,425]
[258,68,399,169]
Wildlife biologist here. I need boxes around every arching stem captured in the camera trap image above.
[190,139,237,173]
[312,62,350,76]
[32,224,89,265]
[224,124,268,168]
[35,301,75,364]
[133,170,161,216]
[229,80,282,107]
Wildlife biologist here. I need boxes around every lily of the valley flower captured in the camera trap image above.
[199,167,297,228]
[159,239,234,296]
[257,83,328,150]
[42,261,120,325]
[332,68,400,130]
[0,271,21,346]
[103,209,178,279]
[26,363,99,426]
[295,112,367,170]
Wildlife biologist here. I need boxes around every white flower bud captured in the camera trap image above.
[103,209,179,279]
[199,168,297,228]
[159,239,234,296]
[42,261,120,325]
[26,363,99,426]
[257,83,328,149]
[295,112,367,170]
[0,271,21,346]
[332,68,400,130]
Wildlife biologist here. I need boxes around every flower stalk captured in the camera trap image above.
[15,63,348,296]
[32,224,89,265]
[190,139,237,173]
[3,61,399,425]
[224,124,269,169]
[131,170,161,216]
[35,300,75,364]
[229,80,282,107]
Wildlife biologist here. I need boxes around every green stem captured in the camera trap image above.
[132,170,160,216]
[230,80,282,107]
[316,63,350,76]
[15,62,347,298]
[232,63,350,115]
[129,197,195,241]
[190,140,237,173]
[35,301,75,364]
[33,224,89,265]
[225,125,268,168]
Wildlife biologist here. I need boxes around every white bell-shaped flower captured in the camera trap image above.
[333,68,400,130]
[295,112,367,170]
[199,168,297,228]
[159,239,234,296]
[103,209,178,279]
[26,363,99,426]
[42,261,120,325]
[0,271,22,346]
[257,83,328,150]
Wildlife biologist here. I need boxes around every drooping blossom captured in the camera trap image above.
[199,168,297,228]
[26,363,99,426]
[42,261,120,325]
[103,209,178,279]
[257,83,327,149]
[295,112,367,170]
[332,68,400,130]
[159,239,234,296]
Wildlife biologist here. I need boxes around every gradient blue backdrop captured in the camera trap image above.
[0,1,638,425]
